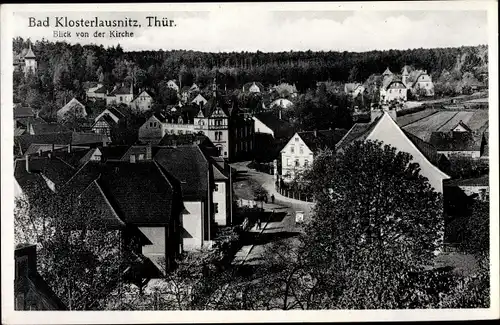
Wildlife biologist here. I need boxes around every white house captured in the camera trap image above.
[106,84,134,107]
[166,80,179,92]
[280,129,348,181]
[336,110,450,193]
[131,90,153,112]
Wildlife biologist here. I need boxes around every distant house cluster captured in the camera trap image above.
[344,65,435,105]
[379,66,435,104]
[139,78,255,161]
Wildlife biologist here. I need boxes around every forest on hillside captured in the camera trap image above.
[13,37,488,122]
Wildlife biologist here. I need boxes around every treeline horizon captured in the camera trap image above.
[13,36,488,118]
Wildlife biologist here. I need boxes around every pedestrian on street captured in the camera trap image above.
[256,218,261,230]
[271,194,275,204]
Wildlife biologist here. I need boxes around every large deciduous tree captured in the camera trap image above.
[301,141,445,308]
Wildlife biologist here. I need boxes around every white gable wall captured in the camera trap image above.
[366,112,450,193]
[280,133,314,181]
[253,117,274,137]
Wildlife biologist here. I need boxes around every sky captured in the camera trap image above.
[11,9,489,52]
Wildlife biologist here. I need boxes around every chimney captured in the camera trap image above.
[130,154,136,163]
[146,143,152,160]
[25,155,30,173]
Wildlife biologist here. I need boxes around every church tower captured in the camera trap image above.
[23,43,37,76]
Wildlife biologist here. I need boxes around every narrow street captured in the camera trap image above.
[230,161,314,266]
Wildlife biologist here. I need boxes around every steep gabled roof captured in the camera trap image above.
[24,46,36,59]
[108,85,132,96]
[154,146,209,200]
[336,112,450,191]
[254,111,295,139]
[31,121,69,135]
[298,129,349,153]
[383,67,393,76]
[63,161,181,225]
[15,132,105,155]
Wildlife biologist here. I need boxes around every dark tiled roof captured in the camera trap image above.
[254,111,295,139]
[109,85,132,96]
[31,121,69,135]
[15,156,76,189]
[46,147,95,168]
[158,133,214,148]
[299,129,349,153]
[99,145,131,161]
[14,159,50,192]
[403,131,440,165]
[14,104,35,118]
[429,132,482,152]
[154,146,209,200]
[15,132,106,155]
[63,161,181,225]
[335,115,383,152]
[444,175,489,187]
[106,107,126,119]
[94,85,107,94]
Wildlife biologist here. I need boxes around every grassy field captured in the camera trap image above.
[437,111,475,132]
[397,109,439,127]
[403,111,458,141]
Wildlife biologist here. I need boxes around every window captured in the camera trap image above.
[149,122,153,127]
[138,154,144,160]
[214,203,219,214]
[214,184,219,192]
[299,146,304,154]
[287,158,291,166]
[120,96,123,101]
[295,137,299,142]
[304,159,309,167]
[295,159,300,167]
[290,146,295,154]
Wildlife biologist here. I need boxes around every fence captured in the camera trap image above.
[276,183,314,203]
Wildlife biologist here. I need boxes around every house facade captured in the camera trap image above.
[131,90,153,112]
[106,84,134,107]
[280,129,347,182]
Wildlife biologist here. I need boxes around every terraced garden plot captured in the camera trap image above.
[397,109,438,127]
[402,111,458,141]
[467,110,489,131]
[437,111,474,132]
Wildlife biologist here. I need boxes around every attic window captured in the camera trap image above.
[295,137,299,142]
